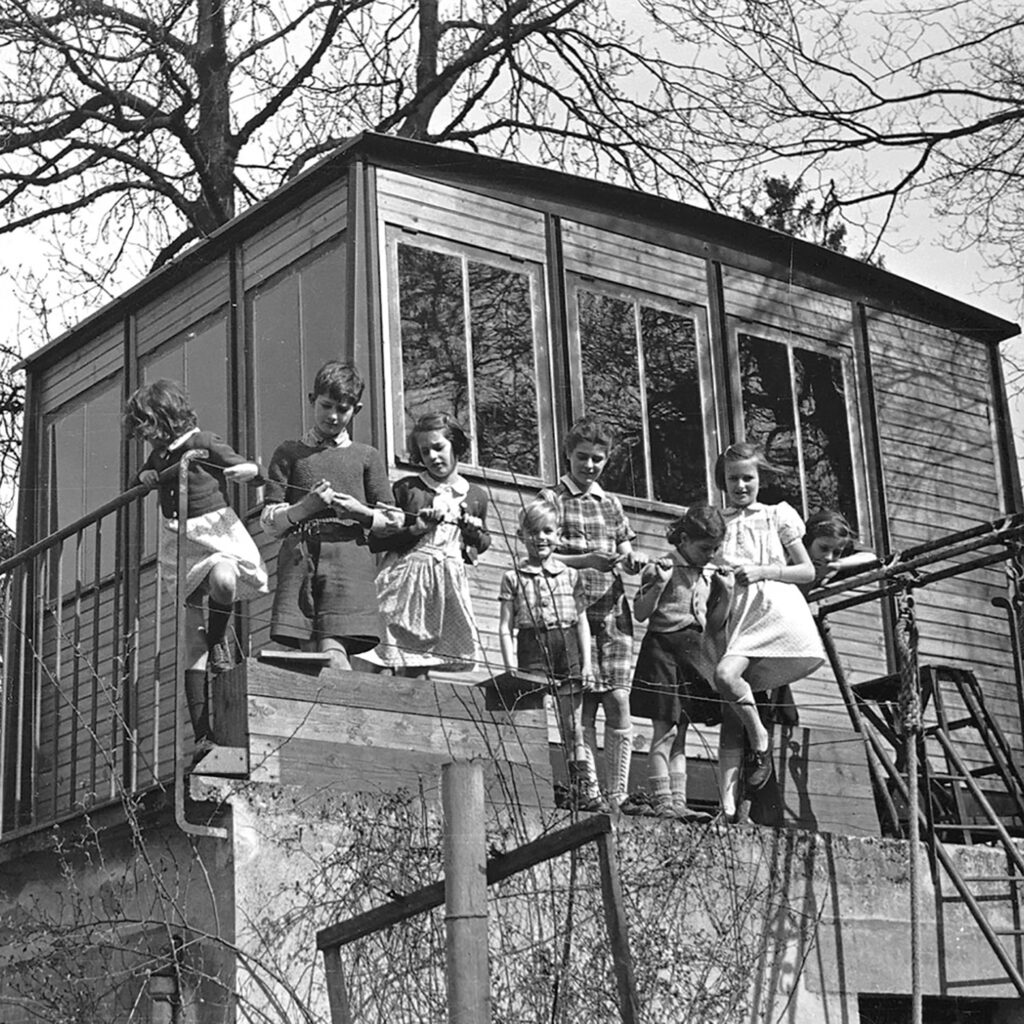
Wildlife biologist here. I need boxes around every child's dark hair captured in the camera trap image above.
[408,411,471,462]
[311,361,364,404]
[518,498,559,535]
[714,441,773,491]
[806,510,856,549]
[667,503,726,547]
[124,379,197,440]
[563,414,614,455]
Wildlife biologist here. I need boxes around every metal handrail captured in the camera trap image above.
[807,512,1024,611]
[0,454,235,838]
[0,464,181,578]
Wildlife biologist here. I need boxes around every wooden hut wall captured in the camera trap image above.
[24,182,351,811]
[868,309,1019,764]
[32,325,125,822]
[241,179,348,653]
[17,151,1020,828]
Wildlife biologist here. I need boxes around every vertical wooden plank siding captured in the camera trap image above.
[868,309,1019,763]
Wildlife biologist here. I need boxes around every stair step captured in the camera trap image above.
[960,875,1024,884]
[940,891,1020,904]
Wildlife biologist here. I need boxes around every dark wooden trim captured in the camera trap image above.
[705,259,733,449]
[544,213,572,455]
[15,373,39,554]
[121,312,140,792]
[348,157,386,449]
[852,301,896,671]
[316,813,612,950]
[596,830,640,1024]
[988,344,1023,514]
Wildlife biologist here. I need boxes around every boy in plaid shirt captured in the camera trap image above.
[540,416,646,810]
[499,500,595,802]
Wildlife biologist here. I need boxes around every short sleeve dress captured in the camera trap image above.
[720,501,825,691]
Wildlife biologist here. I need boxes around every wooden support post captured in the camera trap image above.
[322,946,352,1024]
[596,829,640,1024]
[443,761,490,1024]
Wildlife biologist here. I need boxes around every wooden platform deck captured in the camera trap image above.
[206,657,881,836]
[240,657,555,810]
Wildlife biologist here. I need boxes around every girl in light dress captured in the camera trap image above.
[372,413,490,677]
[713,442,825,821]
[126,379,268,754]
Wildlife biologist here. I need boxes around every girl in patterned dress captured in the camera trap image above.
[126,379,268,753]
[372,413,490,677]
[713,442,824,821]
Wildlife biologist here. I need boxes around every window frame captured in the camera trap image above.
[726,318,870,541]
[245,236,348,460]
[39,372,125,595]
[565,272,719,512]
[381,226,556,484]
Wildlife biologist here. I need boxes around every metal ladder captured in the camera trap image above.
[819,620,1024,995]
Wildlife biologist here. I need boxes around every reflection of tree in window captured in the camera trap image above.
[793,348,856,525]
[739,335,800,506]
[642,307,706,505]
[469,262,538,476]
[739,333,857,528]
[398,245,468,442]
[578,291,644,497]
[397,243,541,475]
[578,290,706,504]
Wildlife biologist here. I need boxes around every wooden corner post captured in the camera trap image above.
[443,760,490,1024]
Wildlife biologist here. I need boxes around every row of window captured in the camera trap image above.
[39,225,865,584]
[388,230,861,527]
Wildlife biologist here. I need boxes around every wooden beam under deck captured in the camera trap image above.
[240,658,554,810]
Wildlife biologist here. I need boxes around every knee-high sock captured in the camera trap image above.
[206,600,233,649]
[184,669,210,742]
[605,726,633,804]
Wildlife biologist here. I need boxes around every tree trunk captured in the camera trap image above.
[194,0,235,229]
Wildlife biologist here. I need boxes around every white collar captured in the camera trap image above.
[301,427,351,448]
[518,557,568,576]
[419,470,469,496]
[725,501,765,515]
[560,473,606,499]
[167,427,200,452]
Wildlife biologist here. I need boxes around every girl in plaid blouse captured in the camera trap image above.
[539,415,646,810]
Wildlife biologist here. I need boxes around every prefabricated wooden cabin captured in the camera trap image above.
[3,132,1024,1022]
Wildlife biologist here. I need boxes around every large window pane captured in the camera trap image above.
[395,240,543,476]
[738,334,800,507]
[398,245,468,435]
[141,314,230,554]
[642,307,707,505]
[250,241,346,455]
[738,332,858,527]
[577,291,645,498]
[575,284,708,505]
[143,316,228,438]
[469,262,539,476]
[794,347,857,528]
[48,381,122,584]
